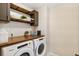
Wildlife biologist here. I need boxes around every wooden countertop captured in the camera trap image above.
[0,35,44,47]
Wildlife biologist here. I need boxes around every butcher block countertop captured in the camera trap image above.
[0,35,44,47]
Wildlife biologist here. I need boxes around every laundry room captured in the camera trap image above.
[0,2,79,56]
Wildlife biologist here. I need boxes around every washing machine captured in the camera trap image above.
[0,40,34,56]
[33,37,46,56]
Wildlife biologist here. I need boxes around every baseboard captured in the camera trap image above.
[47,52,58,56]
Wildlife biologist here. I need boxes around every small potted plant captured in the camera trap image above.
[24,31,29,37]
[20,16,27,21]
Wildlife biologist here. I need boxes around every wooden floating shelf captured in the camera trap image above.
[0,35,45,47]
[10,3,32,15]
[11,17,32,24]
[10,3,38,26]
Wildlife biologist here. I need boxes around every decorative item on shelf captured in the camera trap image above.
[10,33,14,40]
[37,30,41,36]
[24,31,29,37]
[30,18,35,25]
[0,29,9,44]
[20,15,27,21]
[31,17,34,20]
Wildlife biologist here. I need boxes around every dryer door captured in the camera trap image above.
[14,48,34,56]
[36,42,46,56]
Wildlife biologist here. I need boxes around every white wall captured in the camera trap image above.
[0,22,32,37]
[48,4,79,56]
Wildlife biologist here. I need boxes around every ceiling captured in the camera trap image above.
[21,3,79,10]
[22,3,60,10]
[22,3,46,10]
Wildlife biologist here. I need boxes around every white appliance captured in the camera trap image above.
[33,37,46,56]
[1,40,34,56]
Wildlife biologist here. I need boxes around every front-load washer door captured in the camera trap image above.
[36,43,46,56]
[14,48,34,56]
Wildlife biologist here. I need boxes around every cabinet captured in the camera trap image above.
[0,3,10,22]
[30,10,38,26]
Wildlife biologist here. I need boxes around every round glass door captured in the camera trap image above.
[38,43,44,55]
[20,52,30,56]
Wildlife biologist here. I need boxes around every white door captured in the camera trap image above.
[36,42,46,56]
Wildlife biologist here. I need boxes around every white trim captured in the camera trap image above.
[47,52,58,56]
